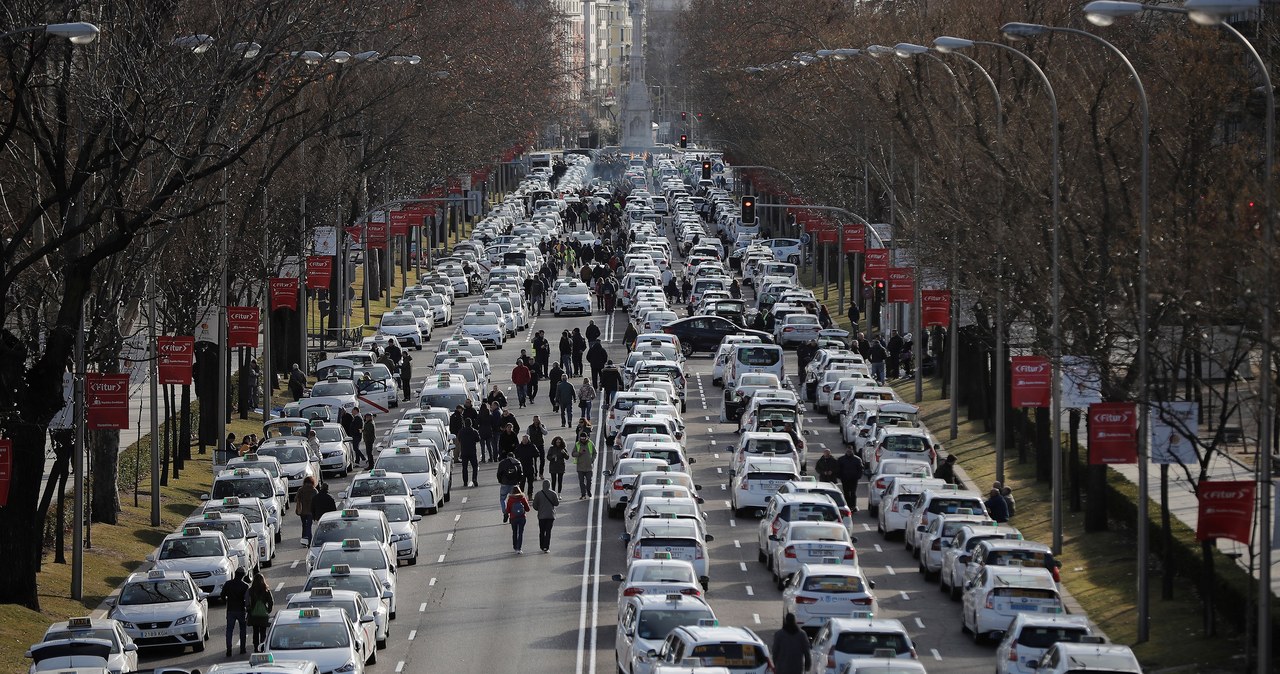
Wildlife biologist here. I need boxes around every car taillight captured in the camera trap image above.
[623,587,645,596]
[680,588,701,597]
[784,546,796,558]
[826,653,836,669]
[851,597,872,605]
[890,500,899,513]
[783,327,794,332]
[771,518,781,536]
[822,385,833,392]
[740,480,750,490]
[985,591,994,609]
[633,547,641,559]
[875,478,887,490]
[843,548,857,560]
[840,508,852,520]
[931,539,943,551]
[876,448,882,461]
[795,596,818,604]
[1009,643,1019,662]
[695,546,704,560]
[613,479,625,491]
[1051,566,1061,582]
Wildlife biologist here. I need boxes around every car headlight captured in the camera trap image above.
[116,619,136,630]
[335,660,358,673]
[389,533,409,543]
[173,613,199,626]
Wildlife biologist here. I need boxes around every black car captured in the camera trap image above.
[662,315,773,356]
[708,300,747,327]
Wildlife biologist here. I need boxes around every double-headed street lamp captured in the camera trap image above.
[1079,1,1271,666]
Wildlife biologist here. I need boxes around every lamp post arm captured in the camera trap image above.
[0,25,45,42]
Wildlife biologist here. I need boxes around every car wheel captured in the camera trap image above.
[776,574,787,591]
[427,507,438,515]
[712,378,722,387]
[193,630,206,652]
[681,342,694,358]
[262,557,272,568]
[275,530,282,544]
[949,582,962,601]
[409,553,417,566]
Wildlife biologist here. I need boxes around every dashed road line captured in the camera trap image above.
[395,661,406,673]
[739,562,748,572]
[454,514,462,522]
[429,577,437,586]
[274,581,284,591]
[862,523,872,531]
[419,602,427,612]
[745,585,754,596]
[291,559,299,569]
[720,484,727,491]
[713,453,719,459]
[723,500,731,508]
[874,544,882,553]
[753,613,761,624]
[716,467,723,474]
[915,617,926,629]
[408,630,417,641]
[900,591,910,600]
[729,519,736,527]
[931,649,942,661]
[885,566,896,575]
[446,533,454,541]
[709,439,716,445]
[733,539,741,548]
[437,554,446,563]
[461,497,468,504]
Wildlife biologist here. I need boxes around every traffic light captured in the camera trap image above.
[741,196,756,224]
[679,134,688,148]
[696,112,703,120]
[874,279,886,302]
[701,160,712,180]
[681,111,687,121]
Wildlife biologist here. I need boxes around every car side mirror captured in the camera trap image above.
[412,515,423,522]
[361,614,376,624]
[850,536,858,544]
[338,491,348,500]
[768,534,779,542]
[602,470,612,477]
[694,484,703,491]
[695,497,704,504]
[687,457,696,464]
[124,643,139,652]
[868,579,876,589]
[901,503,914,513]
[916,525,928,533]
[611,573,625,582]
[704,534,715,542]
[199,493,210,501]
[382,590,394,599]
[145,553,156,562]
[959,554,972,564]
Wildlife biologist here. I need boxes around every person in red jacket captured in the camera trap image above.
[511,361,532,408]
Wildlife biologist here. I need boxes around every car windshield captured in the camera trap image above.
[737,348,781,366]
[464,314,499,325]
[315,549,387,571]
[311,382,356,397]
[257,444,311,465]
[313,427,345,442]
[350,478,409,497]
[834,631,911,655]
[746,438,794,454]
[883,435,931,452]
[120,580,195,605]
[194,519,245,540]
[268,622,350,649]
[420,392,470,409]
[313,519,385,546]
[382,314,416,327]
[803,575,865,593]
[356,502,411,523]
[159,537,223,559]
[787,315,819,325]
[635,608,714,640]
[376,456,430,474]
[306,574,378,598]
[44,629,117,648]
[209,505,264,524]
[212,477,274,499]
[740,374,779,387]
[929,498,984,515]
[288,600,361,623]
[561,285,590,295]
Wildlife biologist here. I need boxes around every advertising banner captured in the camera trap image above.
[227,307,260,348]
[865,249,890,280]
[366,221,389,250]
[886,267,915,304]
[818,222,838,244]
[921,289,951,327]
[311,226,337,256]
[841,223,866,253]
[269,278,299,311]
[1088,402,1139,464]
[86,373,130,429]
[305,256,333,290]
[156,336,195,386]
[1196,481,1255,545]
[1010,356,1051,408]
[1151,401,1200,465]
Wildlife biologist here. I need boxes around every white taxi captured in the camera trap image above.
[198,496,277,567]
[649,624,771,673]
[730,456,800,518]
[346,494,421,565]
[458,311,506,348]
[254,437,321,495]
[611,554,704,602]
[769,522,858,590]
[627,516,713,588]
[107,569,208,653]
[284,587,380,650]
[961,566,1064,643]
[225,453,290,510]
[339,470,413,508]
[615,593,716,674]
[27,617,137,674]
[182,511,259,575]
[916,512,995,579]
[373,446,449,515]
[265,607,374,673]
[208,653,318,674]
[146,527,237,596]
[302,564,391,646]
[807,614,917,673]
[781,563,877,633]
[604,457,670,517]
[208,467,285,539]
[306,509,393,579]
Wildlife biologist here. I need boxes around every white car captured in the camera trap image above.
[284,587,381,650]
[146,527,238,597]
[254,436,321,495]
[302,565,390,648]
[458,311,506,348]
[649,625,771,673]
[376,310,423,349]
[306,378,361,416]
[603,457,670,517]
[864,460,933,515]
[730,456,799,517]
[266,607,374,672]
[373,445,450,515]
[625,518,712,588]
[768,521,858,590]
[27,618,138,674]
[962,567,1064,643]
[553,281,593,316]
[615,593,716,674]
[807,615,917,672]
[775,312,823,346]
[903,488,988,554]
[347,493,422,566]
[781,563,876,633]
[610,556,704,602]
[1031,642,1142,674]
[994,614,1095,674]
[108,570,209,653]
[916,512,995,579]
[182,511,260,576]
[198,495,278,566]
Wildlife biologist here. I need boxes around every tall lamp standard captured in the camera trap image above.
[1000,19,1153,643]
[1081,1,1271,666]
[0,21,99,43]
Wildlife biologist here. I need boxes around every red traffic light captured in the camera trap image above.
[681,111,687,120]
[679,134,688,148]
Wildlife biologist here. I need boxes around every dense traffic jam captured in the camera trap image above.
[22,150,1142,674]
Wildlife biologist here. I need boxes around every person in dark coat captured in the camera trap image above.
[856,332,872,361]
[585,320,601,343]
[514,435,543,496]
[986,488,1011,523]
[771,613,812,674]
[457,418,480,486]
[546,436,570,493]
[477,402,497,462]
[485,385,508,409]
[558,331,574,373]
[599,361,623,406]
[532,331,551,375]
[399,353,413,401]
[361,413,376,468]
[498,423,520,457]
[311,482,338,520]
[527,415,548,471]
[869,338,888,384]
[887,330,904,379]
[837,447,864,512]
[933,453,957,484]
[570,329,587,376]
[622,322,638,351]
[848,301,861,331]
[500,408,521,435]
[548,363,565,410]
[245,574,274,652]
[531,479,560,553]
[555,375,577,427]
[448,406,464,436]
[288,364,306,401]
[796,340,819,380]
[814,449,839,485]
[221,568,250,656]
[586,340,609,388]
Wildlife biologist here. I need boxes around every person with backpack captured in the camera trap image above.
[577,378,596,423]
[504,486,531,554]
[246,573,274,652]
[546,436,570,493]
[497,451,525,523]
[514,434,542,496]
[572,433,596,499]
[532,480,561,553]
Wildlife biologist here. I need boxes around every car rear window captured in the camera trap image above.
[736,347,781,366]
[747,471,798,481]
[929,498,985,514]
[834,631,911,655]
[686,643,768,667]
[782,504,838,522]
[1016,626,1090,649]
[882,435,931,452]
[803,575,866,593]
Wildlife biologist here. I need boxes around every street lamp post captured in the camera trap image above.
[934,33,1063,550]
[1080,1,1271,666]
[0,21,100,44]
[1001,19,1152,643]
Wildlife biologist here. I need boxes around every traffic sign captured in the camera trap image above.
[800,233,811,245]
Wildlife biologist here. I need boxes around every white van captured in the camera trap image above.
[723,344,786,393]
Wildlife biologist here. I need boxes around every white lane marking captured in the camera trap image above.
[862,523,872,531]
[437,554,446,563]
[705,416,710,421]
[915,617,926,629]
[419,602,427,612]
[576,397,608,674]
[461,496,468,504]
[274,581,284,591]
[454,514,462,522]
[739,562,748,572]
[395,661,405,673]
[588,401,607,674]
[745,585,754,596]
[710,440,716,445]
[713,453,719,459]
[734,539,741,548]
[716,467,723,474]
[429,577,437,586]
[885,566,896,575]
[873,544,882,553]
[729,519,736,527]
[720,484,727,491]
[723,500,731,508]
[291,559,299,569]
[753,613,761,624]
[900,591,910,600]
[408,629,417,640]
[931,649,942,661]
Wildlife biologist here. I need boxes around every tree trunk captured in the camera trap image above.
[90,429,121,525]
[0,420,49,609]
[1201,539,1216,636]
[1069,410,1082,512]
[1034,407,1051,483]
[161,385,171,486]
[39,430,74,569]
[180,384,193,467]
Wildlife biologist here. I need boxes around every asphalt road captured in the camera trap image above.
[134,275,996,674]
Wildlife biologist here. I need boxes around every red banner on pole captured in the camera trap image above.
[390,206,433,236]
[864,249,890,280]
[157,336,195,386]
[269,278,299,311]
[921,289,951,327]
[1088,402,1139,464]
[343,226,362,243]
[886,267,914,303]
[227,306,260,348]
[0,439,11,507]
[366,221,389,250]
[818,222,838,244]
[86,373,130,429]
[306,256,333,290]
[1010,355,1051,408]
[841,223,866,253]
[1196,481,1256,544]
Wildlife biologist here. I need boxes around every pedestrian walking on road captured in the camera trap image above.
[556,375,577,427]
[814,449,839,485]
[771,613,812,674]
[837,447,864,512]
[295,476,317,544]
[361,413,376,468]
[246,573,274,652]
[600,361,622,406]
[586,340,609,388]
[485,385,508,409]
[399,353,413,401]
[585,320,601,343]
[547,437,570,493]
[577,378,596,422]
[548,363,565,411]
[312,482,337,519]
[221,568,250,656]
[571,328,587,376]
[497,451,525,523]
[515,434,542,496]
[532,480,560,553]
[559,330,574,373]
[457,419,480,486]
[288,363,306,401]
[477,402,498,462]
[572,434,596,499]
[986,487,1011,523]
[869,338,888,385]
[504,486,531,554]
[512,361,532,408]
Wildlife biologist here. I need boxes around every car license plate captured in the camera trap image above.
[142,629,169,638]
[1009,604,1039,611]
